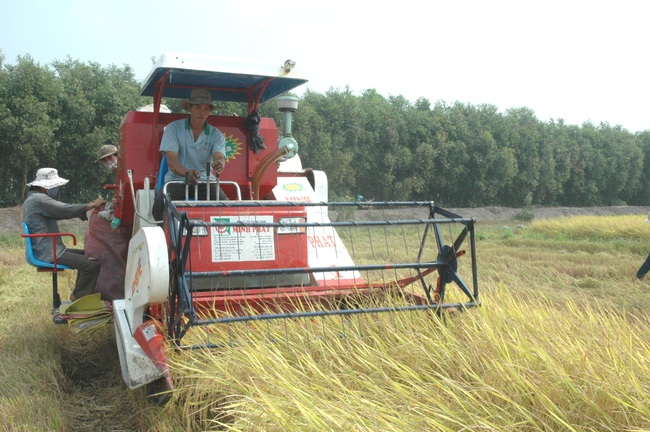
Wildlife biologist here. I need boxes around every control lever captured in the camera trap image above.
[206,162,211,201]
[215,172,220,203]
[184,171,190,200]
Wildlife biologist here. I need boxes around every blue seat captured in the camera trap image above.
[157,154,168,190]
[22,222,73,270]
[21,222,76,319]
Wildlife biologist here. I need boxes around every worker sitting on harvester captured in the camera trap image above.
[152,89,228,222]
[22,168,106,301]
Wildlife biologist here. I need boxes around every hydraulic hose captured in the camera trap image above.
[251,145,292,200]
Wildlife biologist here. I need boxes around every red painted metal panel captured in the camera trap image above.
[173,205,309,274]
[113,111,279,227]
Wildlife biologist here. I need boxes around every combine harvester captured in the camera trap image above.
[110,53,480,395]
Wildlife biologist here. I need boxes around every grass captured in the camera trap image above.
[1,214,650,431]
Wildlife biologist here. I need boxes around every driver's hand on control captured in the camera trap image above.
[212,160,224,176]
[187,169,200,185]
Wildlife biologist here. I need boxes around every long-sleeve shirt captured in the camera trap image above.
[22,191,88,263]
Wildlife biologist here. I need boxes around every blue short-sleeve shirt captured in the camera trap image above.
[160,118,226,182]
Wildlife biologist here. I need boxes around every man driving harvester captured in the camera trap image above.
[152,88,228,222]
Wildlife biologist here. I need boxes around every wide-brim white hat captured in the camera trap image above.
[27,168,69,189]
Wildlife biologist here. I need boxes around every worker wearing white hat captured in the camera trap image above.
[23,168,106,301]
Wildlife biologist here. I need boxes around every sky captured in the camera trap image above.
[2,0,649,132]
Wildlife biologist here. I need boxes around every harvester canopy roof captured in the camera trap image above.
[140,53,308,104]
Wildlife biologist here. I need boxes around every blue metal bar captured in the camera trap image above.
[189,261,447,278]
[175,200,440,208]
[189,300,481,327]
[191,218,474,228]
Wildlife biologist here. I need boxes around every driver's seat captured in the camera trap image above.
[156,154,169,191]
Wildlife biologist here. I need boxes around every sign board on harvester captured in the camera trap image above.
[210,215,275,262]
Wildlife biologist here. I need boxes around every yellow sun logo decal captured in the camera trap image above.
[224,134,243,163]
[282,182,304,192]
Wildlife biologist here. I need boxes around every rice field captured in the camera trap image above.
[1,214,650,431]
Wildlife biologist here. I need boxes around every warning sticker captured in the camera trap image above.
[210,215,275,262]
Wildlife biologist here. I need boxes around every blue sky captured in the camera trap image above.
[2,0,649,132]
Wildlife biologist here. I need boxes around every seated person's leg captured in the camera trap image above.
[58,249,101,300]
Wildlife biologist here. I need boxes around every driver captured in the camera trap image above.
[152,89,228,222]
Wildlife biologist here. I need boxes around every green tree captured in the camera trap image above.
[355,90,403,200]
[583,123,643,205]
[3,52,648,209]
[542,120,578,206]
[50,58,144,201]
[0,54,62,206]
[631,130,650,205]
[296,88,358,200]
[391,97,432,201]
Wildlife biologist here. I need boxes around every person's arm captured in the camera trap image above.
[166,151,200,185]
[210,130,227,176]
[211,152,226,175]
[40,195,92,221]
[85,196,106,212]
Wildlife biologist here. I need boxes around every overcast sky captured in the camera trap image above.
[2,0,648,132]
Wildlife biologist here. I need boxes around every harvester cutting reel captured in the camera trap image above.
[161,201,480,344]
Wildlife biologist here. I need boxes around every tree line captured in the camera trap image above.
[2,52,649,208]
